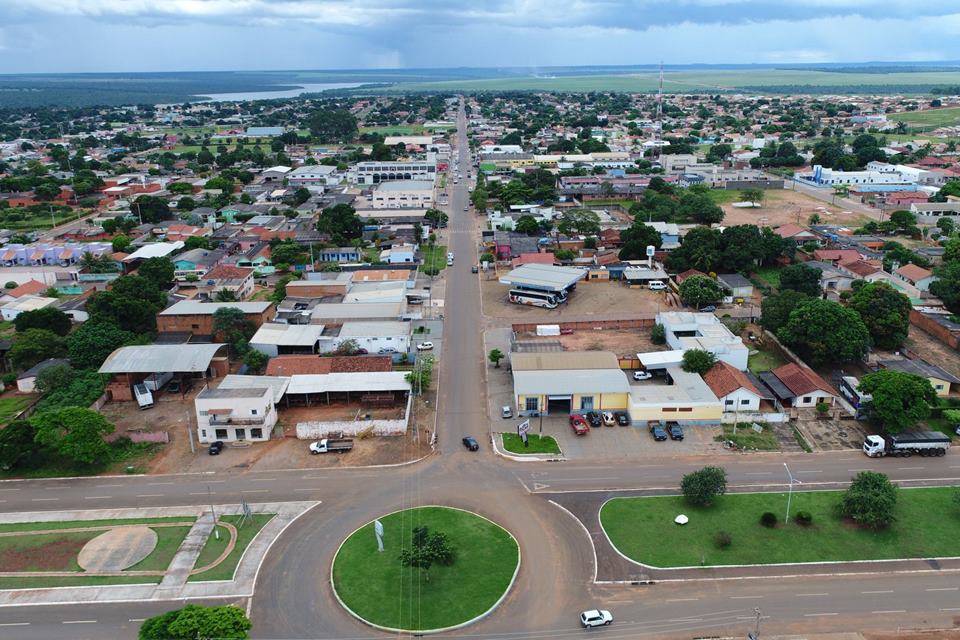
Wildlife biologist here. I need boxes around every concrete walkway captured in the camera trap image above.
[0,501,320,607]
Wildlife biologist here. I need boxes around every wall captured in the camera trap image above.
[157,307,274,336]
[909,310,960,350]
[720,389,761,413]
[628,403,723,424]
[295,393,411,437]
[511,316,655,334]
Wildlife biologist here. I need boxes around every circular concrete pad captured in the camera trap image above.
[78,526,158,572]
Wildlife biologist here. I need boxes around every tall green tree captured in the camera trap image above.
[681,466,727,506]
[86,275,167,333]
[556,208,601,237]
[618,221,662,260]
[759,290,809,332]
[678,275,724,309]
[10,328,67,370]
[777,298,870,365]
[66,321,139,370]
[681,349,717,375]
[930,261,960,314]
[839,471,897,530]
[849,282,911,350]
[307,109,358,142]
[212,307,255,352]
[31,407,114,466]
[139,604,251,640]
[858,370,936,434]
[779,263,822,297]
[317,203,363,244]
[14,307,71,336]
[138,257,175,287]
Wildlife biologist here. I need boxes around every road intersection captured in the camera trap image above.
[0,101,957,638]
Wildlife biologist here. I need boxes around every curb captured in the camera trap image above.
[329,505,521,635]
[489,433,565,462]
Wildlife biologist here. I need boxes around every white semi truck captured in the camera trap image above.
[863,432,951,458]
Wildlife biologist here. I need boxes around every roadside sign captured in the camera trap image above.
[517,420,530,435]
[751,423,764,433]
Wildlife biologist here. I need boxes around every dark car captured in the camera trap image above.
[585,411,602,428]
[471,265,479,273]
[648,423,667,441]
[699,305,717,313]
[667,423,684,441]
[614,411,631,426]
[462,436,479,451]
[208,440,225,455]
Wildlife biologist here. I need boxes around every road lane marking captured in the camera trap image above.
[896,467,925,471]
[665,598,699,602]
[0,488,20,492]
[941,608,960,612]
[668,618,703,622]
[84,496,112,499]
[31,498,58,501]
[62,620,97,624]
[95,484,122,488]
[136,494,163,498]
[871,610,906,614]
[148,482,173,485]
[796,470,823,474]
[804,612,838,617]
[294,488,320,492]
[0,622,29,626]
[862,590,894,594]
[189,492,212,495]
[205,480,225,484]
[796,593,829,596]
[250,478,275,481]
[128,618,146,622]
[926,587,958,591]
[241,489,270,493]
[730,595,764,599]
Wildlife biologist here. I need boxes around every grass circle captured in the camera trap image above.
[331,506,520,633]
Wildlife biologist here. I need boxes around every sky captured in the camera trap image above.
[3,0,960,73]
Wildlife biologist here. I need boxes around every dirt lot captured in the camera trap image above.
[903,326,960,380]
[480,277,669,322]
[513,327,668,359]
[0,533,95,571]
[722,188,871,228]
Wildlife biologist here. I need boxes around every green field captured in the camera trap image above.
[421,244,448,275]
[188,514,275,582]
[501,433,561,455]
[747,348,789,375]
[753,265,782,289]
[0,395,33,425]
[127,526,193,572]
[332,507,519,631]
[717,423,780,451]
[705,188,741,205]
[0,517,194,535]
[601,487,960,568]
[360,125,426,135]
[890,107,960,128]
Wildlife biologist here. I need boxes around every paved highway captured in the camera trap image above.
[1,100,958,638]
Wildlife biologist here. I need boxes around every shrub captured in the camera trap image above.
[650,323,666,345]
[681,466,727,506]
[839,471,897,530]
[795,511,813,526]
[760,511,778,528]
[715,530,732,549]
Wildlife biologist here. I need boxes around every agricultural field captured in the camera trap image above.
[360,125,426,135]
[889,106,960,128]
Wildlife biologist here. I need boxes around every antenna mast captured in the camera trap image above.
[652,61,664,164]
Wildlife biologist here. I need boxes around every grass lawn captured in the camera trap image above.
[332,507,519,631]
[501,433,561,455]
[601,487,960,568]
[0,395,33,425]
[126,526,193,572]
[890,107,960,128]
[717,423,780,451]
[706,189,741,205]
[0,517,194,535]
[0,440,161,479]
[360,125,425,135]
[188,514,274,582]
[0,531,101,572]
[0,575,161,589]
[753,265,781,289]
[747,348,788,375]
[578,199,636,210]
[421,244,448,275]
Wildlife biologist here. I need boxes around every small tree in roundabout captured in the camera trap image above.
[839,471,897,530]
[681,466,727,506]
[399,525,456,583]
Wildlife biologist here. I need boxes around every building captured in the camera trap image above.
[172,249,227,281]
[264,354,393,376]
[17,358,69,393]
[499,263,587,299]
[878,359,960,397]
[717,273,754,299]
[0,295,59,321]
[774,224,820,246]
[369,180,434,209]
[195,386,277,444]
[803,260,856,292]
[354,159,437,185]
[656,312,749,371]
[894,263,936,292]
[910,201,960,225]
[511,351,631,416]
[759,363,837,409]
[99,343,229,402]
[287,165,339,187]
[628,367,723,425]
[249,323,327,357]
[379,243,417,264]
[195,264,255,300]
[337,321,411,354]
[702,361,763,413]
[157,301,275,337]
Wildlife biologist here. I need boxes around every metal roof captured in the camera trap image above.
[511,351,619,371]
[758,371,795,400]
[512,368,631,396]
[286,372,411,395]
[498,263,586,292]
[250,323,324,347]
[123,241,184,262]
[99,344,226,374]
[160,300,273,316]
[629,367,719,405]
[217,374,290,404]
[879,359,960,384]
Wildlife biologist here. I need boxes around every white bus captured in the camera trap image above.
[509,289,559,309]
[840,375,872,418]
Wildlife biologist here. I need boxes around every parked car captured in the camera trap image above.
[585,411,602,427]
[601,411,615,427]
[580,609,613,628]
[463,206,469,211]
[207,440,225,455]
[378,347,398,354]
[633,371,652,381]
[462,436,479,451]
[648,280,667,291]
[569,414,589,435]
[501,406,513,419]
[649,423,668,441]
[471,265,479,273]
[700,305,717,312]
[667,423,684,440]
[416,342,434,351]
[614,411,631,426]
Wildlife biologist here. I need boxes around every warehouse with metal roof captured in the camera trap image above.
[499,263,586,294]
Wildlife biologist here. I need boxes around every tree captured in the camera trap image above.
[243,348,268,373]
[556,208,601,237]
[777,298,870,365]
[650,323,666,345]
[10,328,67,371]
[681,466,727,506]
[139,604,251,640]
[936,217,955,237]
[759,290,808,332]
[66,321,138,369]
[183,235,210,250]
[889,209,916,232]
[858,370,936,433]
[34,362,75,395]
[779,263,822,297]
[398,525,456,583]
[132,195,171,223]
[943,236,960,265]
[214,288,238,302]
[678,275,723,309]
[488,349,505,368]
[86,275,167,333]
[618,221,662,260]
[317,203,363,244]
[665,226,724,273]
[930,261,960,314]
[681,349,717,375]
[553,248,575,261]
[292,187,311,206]
[212,307,255,352]
[14,307,71,336]
[31,407,114,466]
[112,234,131,253]
[514,215,540,236]
[138,257,175,287]
[307,109,358,142]
[740,188,764,205]
[849,282,911,350]
[677,191,724,225]
[0,420,43,471]
[839,471,897,530]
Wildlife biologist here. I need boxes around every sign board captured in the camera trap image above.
[751,423,764,433]
[374,519,384,552]
[517,420,530,435]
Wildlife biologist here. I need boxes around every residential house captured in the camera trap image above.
[759,363,838,409]
[878,359,960,397]
[0,295,60,321]
[656,311,750,370]
[318,247,362,263]
[195,386,277,444]
[803,260,856,292]
[337,321,411,355]
[195,264,255,300]
[774,224,820,246]
[379,243,417,264]
[157,300,275,337]
[17,358,69,393]
[716,273,754,299]
[172,249,227,282]
[894,263,937,292]
[702,361,763,413]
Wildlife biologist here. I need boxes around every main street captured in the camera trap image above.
[0,101,958,638]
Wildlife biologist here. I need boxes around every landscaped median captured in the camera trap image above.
[332,506,520,633]
[188,513,275,581]
[501,433,561,455]
[600,487,960,568]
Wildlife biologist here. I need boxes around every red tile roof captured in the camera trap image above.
[895,263,933,283]
[702,361,761,399]
[842,260,881,277]
[676,269,708,284]
[814,249,860,263]
[511,252,555,268]
[204,264,253,281]
[774,224,812,239]
[7,280,47,298]
[265,355,393,376]
[772,363,835,397]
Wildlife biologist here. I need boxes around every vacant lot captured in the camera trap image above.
[721,188,868,228]
[891,106,960,128]
[555,327,664,357]
[601,487,960,568]
[480,277,666,323]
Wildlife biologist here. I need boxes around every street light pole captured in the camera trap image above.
[784,462,796,524]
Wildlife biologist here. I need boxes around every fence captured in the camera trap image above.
[511,316,657,334]
[909,310,960,350]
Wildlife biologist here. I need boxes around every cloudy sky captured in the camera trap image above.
[3,0,960,73]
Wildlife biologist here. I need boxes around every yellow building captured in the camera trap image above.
[878,359,960,398]
[628,367,723,425]
[511,351,630,416]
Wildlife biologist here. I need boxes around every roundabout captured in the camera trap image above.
[331,506,520,633]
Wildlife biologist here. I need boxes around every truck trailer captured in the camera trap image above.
[862,432,951,458]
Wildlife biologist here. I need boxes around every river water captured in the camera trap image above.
[199,82,365,102]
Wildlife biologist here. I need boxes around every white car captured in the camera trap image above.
[416,342,434,351]
[633,371,652,381]
[580,609,613,628]
[601,411,615,427]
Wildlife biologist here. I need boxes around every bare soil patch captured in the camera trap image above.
[722,189,871,228]
[0,533,97,572]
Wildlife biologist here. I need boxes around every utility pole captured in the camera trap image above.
[784,462,798,524]
[748,607,762,640]
[208,485,220,540]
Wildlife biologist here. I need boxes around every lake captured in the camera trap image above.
[199,82,365,102]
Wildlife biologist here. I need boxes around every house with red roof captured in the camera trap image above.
[894,263,936,292]
[5,280,48,298]
[813,248,861,265]
[511,252,556,268]
[703,361,764,412]
[774,224,820,246]
[759,363,837,409]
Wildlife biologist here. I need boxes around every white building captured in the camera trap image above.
[195,386,278,443]
[370,180,434,209]
[0,295,60,321]
[286,164,338,187]
[911,201,960,225]
[354,158,437,185]
[655,311,750,371]
[249,323,326,358]
[337,320,411,354]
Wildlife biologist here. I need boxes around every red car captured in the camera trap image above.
[569,414,590,436]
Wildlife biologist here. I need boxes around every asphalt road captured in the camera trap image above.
[1,102,959,638]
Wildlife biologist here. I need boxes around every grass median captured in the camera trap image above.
[501,433,561,455]
[188,514,275,582]
[332,506,519,631]
[601,487,960,568]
